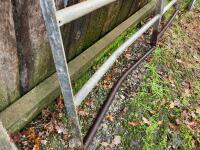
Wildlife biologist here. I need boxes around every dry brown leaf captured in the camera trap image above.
[84,99,94,107]
[44,122,54,133]
[106,113,114,122]
[55,125,66,134]
[41,140,47,145]
[25,127,36,142]
[101,142,110,147]
[128,121,140,127]
[56,96,65,109]
[142,116,152,125]
[33,137,41,150]
[9,133,20,143]
[195,107,200,114]
[78,109,89,116]
[185,120,198,128]
[125,53,132,60]
[175,119,181,125]
[42,109,51,117]
[176,59,183,64]
[169,123,177,130]
[158,120,163,126]
[169,101,180,109]
[183,88,191,97]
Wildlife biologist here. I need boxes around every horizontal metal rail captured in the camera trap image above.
[56,0,116,26]
[73,15,160,106]
[163,0,177,14]
[74,0,178,106]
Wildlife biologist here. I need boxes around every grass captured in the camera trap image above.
[73,26,138,93]
[121,4,200,148]
[16,1,200,149]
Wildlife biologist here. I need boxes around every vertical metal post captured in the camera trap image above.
[64,0,69,7]
[40,0,83,149]
[151,0,164,46]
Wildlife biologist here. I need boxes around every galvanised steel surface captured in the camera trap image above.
[83,0,179,148]
[40,0,178,149]
[74,14,160,106]
[56,0,117,26]
[40,0,83,149]
[63,0,69,7]
[188,0,197,10]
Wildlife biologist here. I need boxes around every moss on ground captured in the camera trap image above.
[121,3,200,149]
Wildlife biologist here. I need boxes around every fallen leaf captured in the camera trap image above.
[33,137,41,150]
[142,116,152,125]
[128,121,140,127]
[183,88,191,97]
[84,99,94,107]
[195,107,200,114]
[123,107,129,113]
[106,113,114,122]
[125,53,132,60]
[78,109,89,116]
[111,136,121,146]
[25,127,36,142]
[176,59,183,64]
[101,142,110,147]
[41,140,47,145]
[9,133,20,143]
[185,120,198,128]
[158,120,163,126]
[55,125,66,134]
[175,119,181,125]
[169,101,180,109]
[169,123,177,130]
[44,122,54,133]
[56,96,65,109]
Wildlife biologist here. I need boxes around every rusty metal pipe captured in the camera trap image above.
[158,10,178,39]
[83,10,178,149]
[83,46,156,149]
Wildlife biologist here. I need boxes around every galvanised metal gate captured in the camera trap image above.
[40,0,179,149]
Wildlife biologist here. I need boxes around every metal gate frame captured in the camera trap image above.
[40,0,178,149]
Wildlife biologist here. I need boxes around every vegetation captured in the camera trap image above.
[122,2,200,148]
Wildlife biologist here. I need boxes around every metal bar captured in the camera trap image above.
[158,9,178,39]
[56,0,116,26]
[74,15,160,106]
[40,0,83,149]
[163,0,177,14]
[83,6,179,147]
[151,0,165,46]
[188,0,196,10]
[84,46,156,149]
[63,0,69,7]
